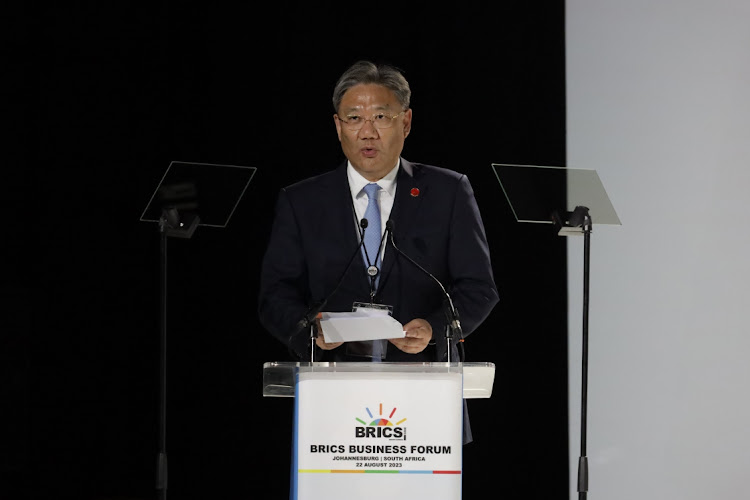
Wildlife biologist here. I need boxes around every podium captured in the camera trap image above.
[263,362,495,500]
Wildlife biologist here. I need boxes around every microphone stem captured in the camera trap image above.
[387,227,463,361]
[298,219,369,358]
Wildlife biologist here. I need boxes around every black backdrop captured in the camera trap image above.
[12,3,569,499]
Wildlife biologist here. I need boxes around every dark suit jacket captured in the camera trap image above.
[258,158,499,362]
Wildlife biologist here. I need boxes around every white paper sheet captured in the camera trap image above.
[318,311,405,343]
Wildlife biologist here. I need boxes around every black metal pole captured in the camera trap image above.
[157,217,168,500]
[577,212,592,499]
[310,323,317,363]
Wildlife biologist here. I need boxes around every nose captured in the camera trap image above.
[358,119,379,139]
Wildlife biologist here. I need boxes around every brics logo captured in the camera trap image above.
[355,403,406,440]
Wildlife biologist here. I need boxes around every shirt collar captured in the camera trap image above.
[347,159,400,199]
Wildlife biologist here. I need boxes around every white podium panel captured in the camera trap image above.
[262,362,495,500]
[294,370,463,500]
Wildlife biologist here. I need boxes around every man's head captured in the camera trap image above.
[333,61,412,182]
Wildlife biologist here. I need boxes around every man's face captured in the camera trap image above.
[334,83,412,182]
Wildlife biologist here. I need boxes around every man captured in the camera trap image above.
[258,60,498,364]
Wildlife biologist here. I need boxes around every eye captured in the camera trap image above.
[346,115,362,123]
[372,113,388,123]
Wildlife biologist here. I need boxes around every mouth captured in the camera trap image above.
[360,146,378,158]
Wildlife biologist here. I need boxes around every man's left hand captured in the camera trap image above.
[390,318,432,354]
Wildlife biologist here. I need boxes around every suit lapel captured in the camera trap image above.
[380,159,424,284]
[326,162,373,295]
[328,163,359,251]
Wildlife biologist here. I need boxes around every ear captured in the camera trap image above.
[334,114,343,141]
[402,108,413,137]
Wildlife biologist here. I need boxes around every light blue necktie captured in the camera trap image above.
[361,183,386,361]
[362,183,382,286]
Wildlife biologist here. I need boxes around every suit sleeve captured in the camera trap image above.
[428,174,499,361]
[257,188,312,359]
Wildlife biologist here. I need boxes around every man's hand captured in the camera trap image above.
[390,318,432,354]
[314,319,344,350]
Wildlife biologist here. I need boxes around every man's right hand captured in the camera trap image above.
[314,319,344,350]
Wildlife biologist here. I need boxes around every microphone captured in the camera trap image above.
[296,218,369,331]
[384,220,465,359]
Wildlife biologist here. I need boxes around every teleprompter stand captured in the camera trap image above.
[492,163,621,499]
[140,160,256,500]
